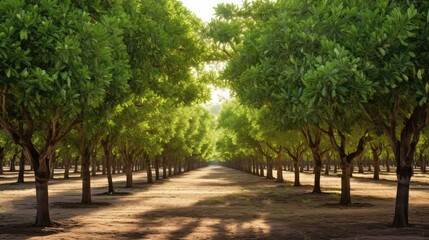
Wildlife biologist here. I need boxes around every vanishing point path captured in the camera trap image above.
[1,166,429,239]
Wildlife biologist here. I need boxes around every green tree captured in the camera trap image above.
[0,0,131,226]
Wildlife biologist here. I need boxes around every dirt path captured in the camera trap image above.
[1,166,429,239]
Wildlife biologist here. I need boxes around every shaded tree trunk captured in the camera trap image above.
[10,150,19,172]
[146,156,153,184]
[74,156,79,173]
[340,160,351,205]
[421,155,427,173]
[18,151,25,183]
[266,157,274,179]
[124,161,133,188]
[358,157,364,173]
[324,158,330,175]
[323,126,367,205]
[371,143,382,180]
[80,129,94,205]
[155,156,160,180]
[102,139,114,194]
[63,156,72,179]
[91,150,97,177]
[0,147,4,175]
[302,128,325,194]
[162,155,168,179]
[22,143,53,226]
[294,160,300,186]
[81,143,92,204]
[276,146,284,182]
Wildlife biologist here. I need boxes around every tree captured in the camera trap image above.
[0,0,132,226]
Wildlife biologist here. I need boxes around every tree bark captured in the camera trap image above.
[324,158,330,175]
[124,161,133,188]
[0,147,4,175]
[63,156,71,179]
[294,160,300,186]
[358,157,364,173]
[80,131,92,204]
[155,156,160,180]
[276,146,284,182]
[22,143,53,226]
[393,176,410,227]
[102,139,114,194]
[91,149,97,177]
[420,155,427,173]
[146,156,153,184]
[162,155,168,179]
[18,151,25,183]
[74,156,79,173]
[372,146,381,180]
[10,150,18,172]
[313,158,322,193]
[340,160,351,205]
[266,157,274,179]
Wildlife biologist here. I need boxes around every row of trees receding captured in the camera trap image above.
[0,0,214,227]
[208,0,429,228]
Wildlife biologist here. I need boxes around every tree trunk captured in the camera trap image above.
[374,157,380,180]
[64,157,70,179]
[91,151,97,177]
[10,151,18,172]
[18,151,25,183]
[324,158,330,175]
[102,140,114,194]
[35,179,51,226]
[393,174,410,227]
[80,132,92,204]
[294,160,300,186]
[259,161,264,177]
[22,144,53,226]
[125,161,133,188]
[74,156,79,173]
[162,155,168,179]
[276,146,284,182]
[168,157,172,177]
[49,152,55,180]
[146,157,153,184]
[266,157,274,179]
[358,157,364,173]
[178,159,182,174]
[313,162,321,193]
[421,156,427,173]
[155,156,160,180]
[340,160,351,205]
[173,158,178,175]
[0,147,4,175]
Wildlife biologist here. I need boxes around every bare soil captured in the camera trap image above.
[1,166,429,239]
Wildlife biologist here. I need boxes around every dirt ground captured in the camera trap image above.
[1,166,429,240]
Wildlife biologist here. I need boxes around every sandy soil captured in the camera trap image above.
[1,166,429,240]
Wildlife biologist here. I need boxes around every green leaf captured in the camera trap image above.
[378,48,385,56]
[20,29,28,40]
[417,69,423,80]
[6,68,11,78]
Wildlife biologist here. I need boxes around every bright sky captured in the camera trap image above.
[180,0,247,104]
[180,0,246,22]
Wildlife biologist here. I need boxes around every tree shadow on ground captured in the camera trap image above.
[124,167,429,240]
[0,169,186,238]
